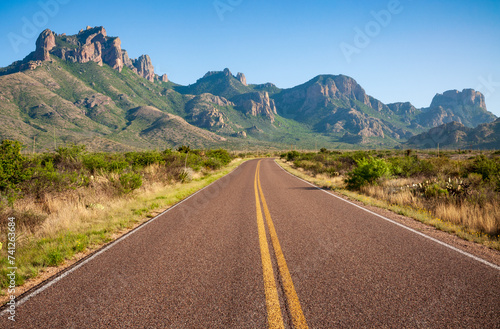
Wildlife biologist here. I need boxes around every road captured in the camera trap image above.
[1,158,499,328]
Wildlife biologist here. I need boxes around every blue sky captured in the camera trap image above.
[1,0,499,115]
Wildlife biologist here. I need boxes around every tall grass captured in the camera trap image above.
[281,149,500,239]
[0,140,242,292]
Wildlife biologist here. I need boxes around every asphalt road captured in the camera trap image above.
[1,158,499,328]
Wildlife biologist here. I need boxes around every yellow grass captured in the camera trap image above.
[276,159,500,250]
[0,158,251,296]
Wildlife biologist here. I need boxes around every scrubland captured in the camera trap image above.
[0,140,250,292]
[280,148,500,249]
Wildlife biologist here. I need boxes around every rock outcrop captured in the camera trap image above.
[275,75,378,118]
[159,74,168,82]
[176,68,252,99]
[417,89,496,128]
[236,72,247,86]
[132,55,155,82]
[27,27,167,81]
[34,29,56,61]
[185,93,234,130]
[322,108,386,139]
[232,91,277,122]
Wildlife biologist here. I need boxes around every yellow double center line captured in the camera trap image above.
[254,160,308,329]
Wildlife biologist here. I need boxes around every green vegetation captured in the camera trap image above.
[345,156,390,190]
[280,149,500,245]
[0,140,253,293]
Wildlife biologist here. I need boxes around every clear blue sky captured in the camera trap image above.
[1,0,499,116]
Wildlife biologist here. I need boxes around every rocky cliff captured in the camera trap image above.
[232,91,277,122]
[2,26,163,83]
[417,89,496,128]
[185,93,234,130]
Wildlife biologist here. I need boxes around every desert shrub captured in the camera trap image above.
[126,151,164,167]
[82,153,109,173]
[470,155,500,182]
[0,140,31,201]
[178,168,194,183]
[345,156,390,190]
[424,183,449,198]
[177,145,191,153]
[54,144,85,166]
[106,158,129,172]
[119,172,142,193]
[285,151,300,161]
[206,149,232,166]
[203,157,223,170]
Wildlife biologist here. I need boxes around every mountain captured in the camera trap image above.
[272,75,419,144]
[175,68,252,99]
[417,89,496,128]
[0,26,498,151]
[407,118,500,149]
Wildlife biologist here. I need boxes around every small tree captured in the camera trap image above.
[0,140,31,191]
[0,140,32,204]
[345,156,390,190]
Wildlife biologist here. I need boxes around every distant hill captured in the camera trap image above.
[417,89,496,128]
[407,118,500,149]
[0,26,497,151]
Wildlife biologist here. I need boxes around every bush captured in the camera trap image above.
[119,173,142,193]
[126,151,164,167]
[285,151,300,161]
[82,153,108,174]
[203,157,223,170]
[470,155,500,182]
[206,149,232,166]
[177,145,191,153]
[0,140,31,192]
[54,144,85,165]
[345,156,390,190]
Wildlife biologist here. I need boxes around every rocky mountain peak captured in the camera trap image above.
[419,88,496,128]
[16,26,169,81]
[430,89,486,110]
[34,29,56,61]
[236,72,247,86]
[133,54,155,82]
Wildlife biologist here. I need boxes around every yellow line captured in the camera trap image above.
[255,161,285,329]
[257,162,309,329]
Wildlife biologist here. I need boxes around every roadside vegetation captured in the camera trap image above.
[280,148,500,249]
[0,139,251,292]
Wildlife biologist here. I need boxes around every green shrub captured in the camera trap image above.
[203,157,223,170]
[424,183,449,198]
[126,151,164,167]
[0,140,31,193]
[177,145,191,153]
[54,144,85,164]
[345,156,390,190]
[82,153,108,173]
[119,173,142,193]
[206,149,232,166]
[285,151,300,161]
[470,155,500,181]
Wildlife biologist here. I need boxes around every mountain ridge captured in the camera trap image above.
[0,26,497,150]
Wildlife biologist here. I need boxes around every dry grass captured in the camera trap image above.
[434,202,500,236]
[0,158,250,295]
[277,159,500,250]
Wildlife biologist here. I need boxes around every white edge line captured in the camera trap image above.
[1,162,246,316]
[274,160,500,271]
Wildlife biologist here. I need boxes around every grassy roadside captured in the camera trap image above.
[0,157,251,298]
[276,159,500,251]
